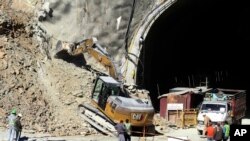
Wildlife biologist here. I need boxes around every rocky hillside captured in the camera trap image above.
[0,0,99,136]
[0,0,160,136]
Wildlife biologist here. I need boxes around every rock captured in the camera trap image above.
[64,99,75,105]
[25,130,36,134]
[11,0,35,13]
[37,2,52,22]
[80,131,87,135]
[37,11,46,21]
[0,37,8,47]
[0,59,8,70]
[72,90,84,97]
[128,85,134,90]
[13,66,20,74]
[18,87,24,94]
[72,90,82,95]
[41,2,50,14]
[27,139,36,141]
[129,88,136,93]
[137,89,142,93]
[0,51,5,59]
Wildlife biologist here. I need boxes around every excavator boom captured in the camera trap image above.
[55,38,118,79]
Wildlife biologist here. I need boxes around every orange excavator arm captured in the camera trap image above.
[55,38,118,80]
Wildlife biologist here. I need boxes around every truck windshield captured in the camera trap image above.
[201,104,226,112]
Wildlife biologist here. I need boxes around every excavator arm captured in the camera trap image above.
[55,38,118,80]
[54,38,155,136]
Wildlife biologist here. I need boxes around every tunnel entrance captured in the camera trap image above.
[136,0,250,112]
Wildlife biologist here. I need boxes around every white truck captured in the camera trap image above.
[197,88,246,135]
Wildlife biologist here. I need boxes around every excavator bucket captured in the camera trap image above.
[54,40,76,58]
[53,38,117,76]
[54,39,95,58]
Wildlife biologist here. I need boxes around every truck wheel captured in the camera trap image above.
[235,119,241,125]
[238,119,242,125]
[198,130,202,135]
[232,118,242,125]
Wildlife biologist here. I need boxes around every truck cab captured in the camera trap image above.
[197,100,232,134]
[196,88,246,135]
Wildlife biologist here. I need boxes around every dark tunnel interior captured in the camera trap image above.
[136,0,250,112]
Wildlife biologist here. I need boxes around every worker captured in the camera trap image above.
[206,122,215,141]
[7,109,17,141]
[15,113,23,141]
[203,114,211,136]
[222,121,230,141]
[214,122,223,141]
[115,120,126,141]
[124,119,131,141]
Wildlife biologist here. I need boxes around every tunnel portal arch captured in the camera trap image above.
[121,0,177,84]
[122,0,249,110]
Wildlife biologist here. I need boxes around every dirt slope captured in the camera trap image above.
[0,0,100,136]
[0,0,161,136]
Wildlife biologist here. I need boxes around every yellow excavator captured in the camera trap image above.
[55,38,155,136]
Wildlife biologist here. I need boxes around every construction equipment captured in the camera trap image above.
[55,38,118,79]
[55,38,155,136]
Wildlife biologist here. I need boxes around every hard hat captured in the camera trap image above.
[11,109,16,114]
[18,113,22,117]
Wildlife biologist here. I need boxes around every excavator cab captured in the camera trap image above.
[92,76,128,110]
[91,75,155,135]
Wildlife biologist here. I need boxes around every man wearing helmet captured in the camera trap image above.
[6,109,17,141]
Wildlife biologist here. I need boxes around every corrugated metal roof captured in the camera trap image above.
[158,87,211,99]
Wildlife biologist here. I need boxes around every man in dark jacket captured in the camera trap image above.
[15,113,23,141]
[115,120,126,141]
[214,122,223,141]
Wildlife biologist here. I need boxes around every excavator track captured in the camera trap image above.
[78,103,117,136]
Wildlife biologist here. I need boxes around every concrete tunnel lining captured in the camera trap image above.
[121,0,177,84]
[124,0,250,111]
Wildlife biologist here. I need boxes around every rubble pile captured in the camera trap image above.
[0,0,98,136]
[0,0,157,136]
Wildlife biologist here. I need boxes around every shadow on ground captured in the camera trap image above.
[20,136,66,141]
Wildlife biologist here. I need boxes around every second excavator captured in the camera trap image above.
[54,38,155,136]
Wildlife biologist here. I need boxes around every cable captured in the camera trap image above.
[124,0,136,52]
[122,0,146,81]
